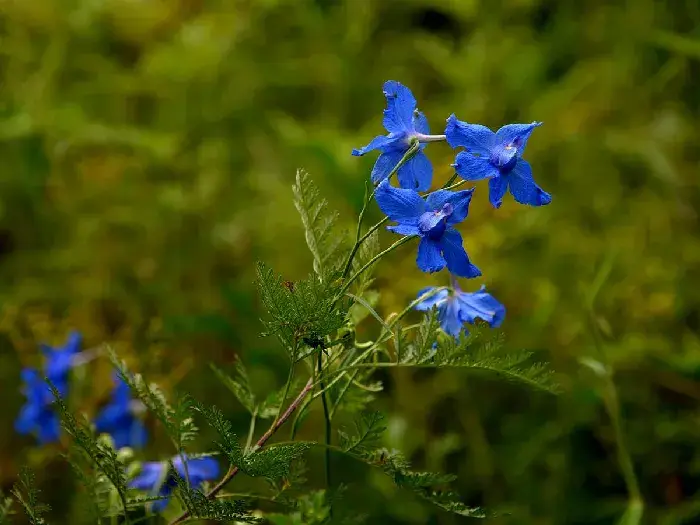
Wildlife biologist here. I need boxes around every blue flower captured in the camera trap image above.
[15,368,63,444]
[40,330,82,383]
[415,284,505,338]
[352,81,435,191]
[94,374,147,449]
[445,114,551,208]
[375,180,481,277]
[130,455,220,513]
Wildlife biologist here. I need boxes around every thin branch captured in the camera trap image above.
[168,377,314,525]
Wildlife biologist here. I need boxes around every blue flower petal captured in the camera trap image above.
[15,403,40,434]
[375,180,425,223]
[416,238,446,273]
[494,122,541,154]
[352,134,398,157]
[488,176,508,209]
[452,151,499,182]
[94,404,126,433]
[445,114,494,155]
[439,229,481,278]
[187,457,220,481]
[507,160,551,207]
[382,80,417,133]
[414,287,449,311]
[151,484,174,513]
[455,287,506,328]
[370,149,404,185]
[130,462,166,491]
[425,188,474,227]
[412,110,430,135]
[438,299,464,338]
[387,223,420,236]
[397,150,433,191]
[36,413,61,445]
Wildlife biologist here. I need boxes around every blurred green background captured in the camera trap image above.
[1,0,699,523]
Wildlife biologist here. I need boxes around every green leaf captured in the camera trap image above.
[210,361,257,415]
[108,348,198,449]
[0,491,12,525]
[370,313,560,394]
[11,467,48,525]
[245,443,312,480]
[292,169,345,279]
[193,402,244,467]
[256,262,345,359]
[48,381,131,515]
[172,472,261,523]
[338,411,386,454]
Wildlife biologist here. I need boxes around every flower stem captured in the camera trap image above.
[168,378,315,525]
[342,142,420,278]
[317,352,333,501]
[335,236,416,305]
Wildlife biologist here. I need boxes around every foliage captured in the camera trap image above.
[3,1,697,523]
[10,468,48,525]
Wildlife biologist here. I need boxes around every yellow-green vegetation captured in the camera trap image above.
[1,1,699,523]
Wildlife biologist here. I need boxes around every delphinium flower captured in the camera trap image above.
[374,180,481,277]
[129,455,220,513]
[445,115,551,208]
[15,331,83,444]
[94,374,147,449]
[14,368,64,444]
[352,80,445,191]
[414,278,505,338]
[41,330,83,384]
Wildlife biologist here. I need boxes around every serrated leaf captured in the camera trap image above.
[245,443,311,480]
[193,402,244,467]
[108,348,198,449]
[11,467,49,525]
[338,411,386,454]
[173,473,260,523]
[256,262,345,359]
[210,361,257,414]
[292,169,345,279]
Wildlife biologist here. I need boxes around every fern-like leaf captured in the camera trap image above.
[293,169,345,279]
[193,402,244,467]
[49,381,131,515]
[256,262,345,359]
[0,491,12,525]
[108,349,198,449]
[210,361,256,415]
[338,411,386,455]
[11,467,50,525]
[173,473,261,522]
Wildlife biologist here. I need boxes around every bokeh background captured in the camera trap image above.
[1,0,699,523]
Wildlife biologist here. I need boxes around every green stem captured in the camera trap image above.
[317,352,333,499]
[342,142,421,278]
[335,236,416,305]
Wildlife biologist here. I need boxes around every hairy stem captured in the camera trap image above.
[168,378,314,525]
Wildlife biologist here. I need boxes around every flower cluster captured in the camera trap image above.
[15,331,82,444]
[15,330,219,513]
[354,81,551,338]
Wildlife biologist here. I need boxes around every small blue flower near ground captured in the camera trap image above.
[415,284,505,338]
[375,180,481,277]
[94,374,148,449]
[15,368,63,444]
[445,114,552,208]
[41,330,82,383]
[129,455,220,513]
[352,80,437,191]
[15,331,83,444]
